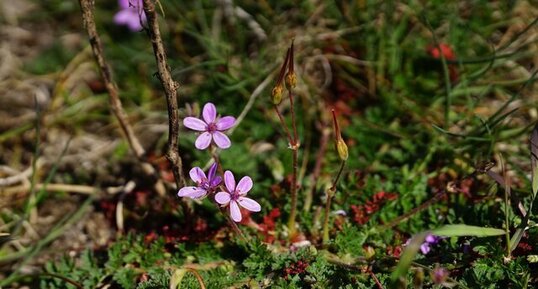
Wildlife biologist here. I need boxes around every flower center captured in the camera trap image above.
[207,122,217,133]
[199,179,211,190]
[230,190,239,201]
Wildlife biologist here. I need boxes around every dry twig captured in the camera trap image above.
[78,0,166,195]
[142,0,185,188]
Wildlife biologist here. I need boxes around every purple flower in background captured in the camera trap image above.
[420,234,442,254]
[183,103,236,150]
[432,265,449,284]
[215,171,261,222]
[178,163,222,199]
[114,0,146,32]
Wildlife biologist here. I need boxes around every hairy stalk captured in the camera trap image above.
[304,125,330,212]
[322,160,345,244]
[285,41,300,238]
[78,0,165,195]
[142,0,185,189]
[273,105,294,144]
[500,156,511,258]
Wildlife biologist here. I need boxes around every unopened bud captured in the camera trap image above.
[285,72,297,90]
[336,138,348,161]
[271,85,283,105]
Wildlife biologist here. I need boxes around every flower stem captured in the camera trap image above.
[273,105,294,145]
[322,160,346,245]
[286,89,300,238]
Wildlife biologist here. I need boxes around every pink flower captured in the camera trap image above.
[178,163,221,199]
[114,0,146,32]
[215,171,261,222]
[183,103,236,150]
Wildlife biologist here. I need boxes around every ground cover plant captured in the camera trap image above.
[1,0,538,288]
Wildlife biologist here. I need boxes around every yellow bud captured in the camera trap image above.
[285,72,297,90]
[336,138,348,161]
[271,85,283,105]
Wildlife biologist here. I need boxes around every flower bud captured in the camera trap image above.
[285,72,297,90]
[336,138,348,161]
[271,85,283,105]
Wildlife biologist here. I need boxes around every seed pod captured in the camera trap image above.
[271,85,283,105]
[336,138,348,161]
[285,72,297,90]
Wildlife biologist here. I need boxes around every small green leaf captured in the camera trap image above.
[432,225,505,237]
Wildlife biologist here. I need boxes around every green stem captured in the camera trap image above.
[322,161,346,244]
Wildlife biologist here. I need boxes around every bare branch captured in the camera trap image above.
[78,0,166,195]
[141,0,185,188]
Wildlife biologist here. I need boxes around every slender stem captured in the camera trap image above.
[502,158,511,258]
[216,203,246,242]
[304,126,330,212]
[142,0,185,188]
[273,105,293,145]
[286,88,300,238]
[322,160,346,244]
[78,0,165,195]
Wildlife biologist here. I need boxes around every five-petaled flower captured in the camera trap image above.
[178,163,222,199]
[114,0,146,32]
[215,171,261,222]
[183,103,236,150]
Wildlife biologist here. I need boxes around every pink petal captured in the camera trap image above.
[236,176,253,195]
[216,116,236,131]
[224,171,235,192]
[195,132,212,150]
[189,167,206,183]
[202,103,217,124]
[215,192,231,205]
[183,117,207,131]
[230,201,242,222]
[126,16,143,31]
[178,186,206,199]
[118,0,130,9]
[114,10,132,25]
[212,131,231,149]
[238,197,261,212]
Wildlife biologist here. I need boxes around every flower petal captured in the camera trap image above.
[184,117,207,131]
[238,197,261,212]
[236,176,253,195]
[215,192,231,205]
[178,186,207,199]
[207,163,218,181]
[189,167,206,183]
[216,116,236,131]
[195,132,212,150]
[230,201,242,222]
[114,10,132,25]
[224,171,235,192]
[126,15,143,31]
[212,131,231,149]
[202,103,217,124]
[210,176,222,187]
[118,0,130,9]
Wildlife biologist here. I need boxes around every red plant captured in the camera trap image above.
[283,260,309,279]
[258,208,281,243]
[426,43,459,82]
[351,191,397,225]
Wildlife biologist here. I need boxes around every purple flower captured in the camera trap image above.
[432,265,449,284]
[183,103,236,150]
[420,234,442,254]
[114,0,146,32]
[215,171,261,222]
[178,163,222,199]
